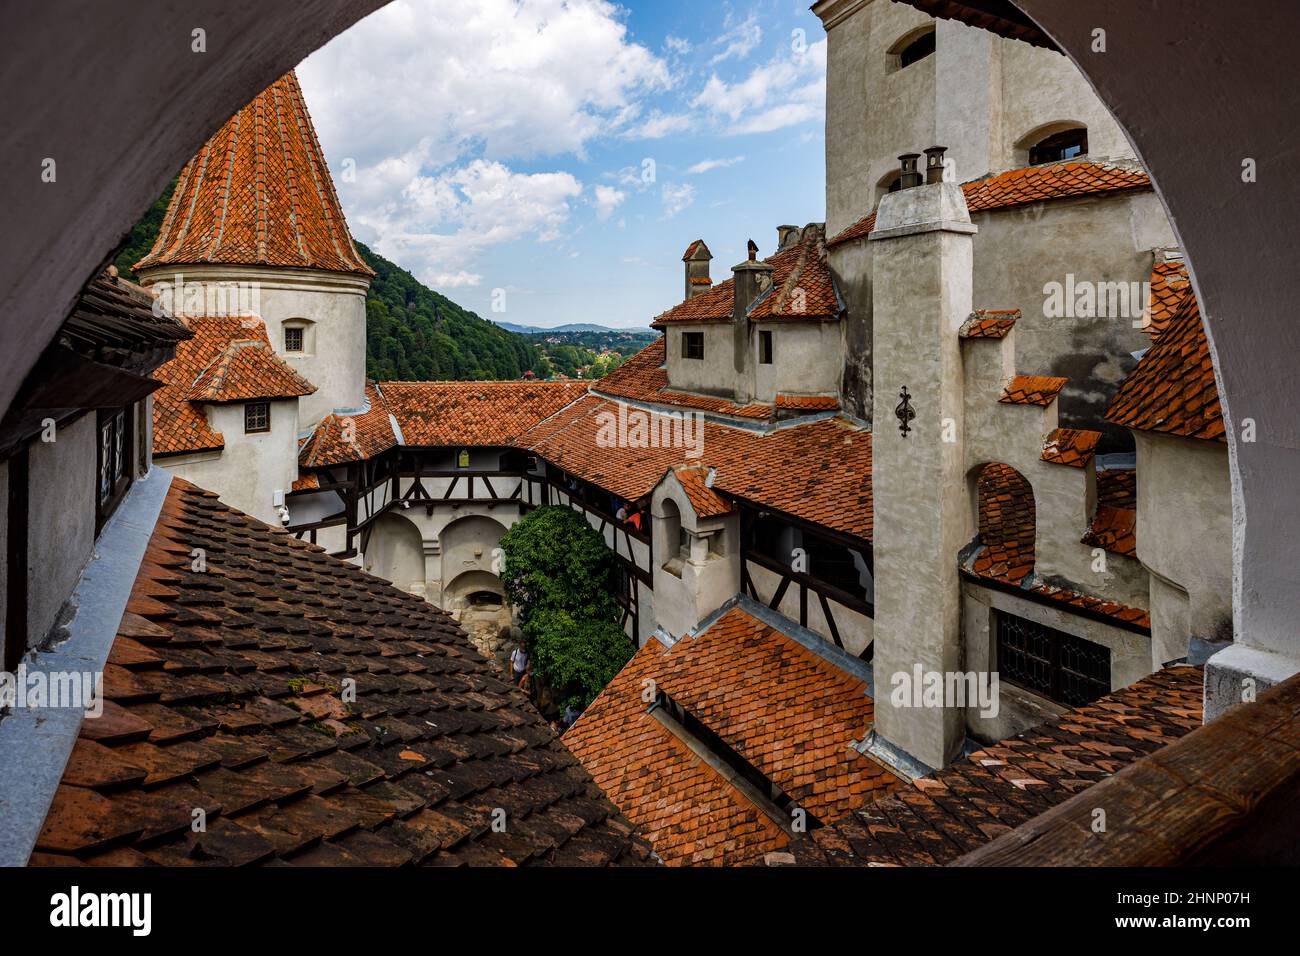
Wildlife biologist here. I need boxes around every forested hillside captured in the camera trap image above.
[112,181,544,382]
[358,242,543,381]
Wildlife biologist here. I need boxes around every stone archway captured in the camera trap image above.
[2,0,1297,692]
[362,511,426,596]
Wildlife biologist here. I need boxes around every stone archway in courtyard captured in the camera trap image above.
[362,511,426,597]
[2,0,1297,694]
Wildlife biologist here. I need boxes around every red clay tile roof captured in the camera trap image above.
[775,393,840,412]
[31,480,650,867]
[1082,505,1137,558]
[134,71,374,278]
[1106,292,1225,442]
[671,465,730,518]
[299,382,399,468]
[689,276,713,286]
[971,464,1035,585]
[1039,427,1100,467]
[564,605,900,865]
[383,380,591,447]
[186,340,316,402]
[999,374,1067,406]
[967,463,1149,629]
[291,472,321,492]
[519,396,873,540]
[1144,260,1192,340]
[959,309,1020,339]
[828,161,1152,247]
[1097,468,1137,511]
[594,339,774,420]
[652,226,840,326]
[154,316,314,457]
[788,665,1203,866]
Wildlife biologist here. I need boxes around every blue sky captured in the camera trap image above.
[298,0,827,329]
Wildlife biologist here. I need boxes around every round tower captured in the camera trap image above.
[135,70,374,427]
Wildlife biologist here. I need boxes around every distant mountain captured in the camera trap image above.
[494,320,653,335]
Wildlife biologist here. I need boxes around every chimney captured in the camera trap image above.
[731,241,774,323]
[682,239,713,300]
[776,225,802,251]
[924,145,948,185]
[898,152,923,189]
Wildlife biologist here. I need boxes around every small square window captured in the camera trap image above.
[245,402,271,434]
[759,330,773,364]
[682,331,704,360]
[284,327,304,352]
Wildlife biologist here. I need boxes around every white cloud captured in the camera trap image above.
[623,110,696,140]
[664,35,692,56]
[593,185,626,221]
[361,159,582,287]
[297,0,665,287]
[300,0,670,167]
[691,40,827,135]
[661,183,696,219]
[710,14,763,65]
[687,156,745,175]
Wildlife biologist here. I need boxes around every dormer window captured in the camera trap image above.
[1028,127,1088,165]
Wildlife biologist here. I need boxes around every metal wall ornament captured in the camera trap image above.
[895,386,916,437]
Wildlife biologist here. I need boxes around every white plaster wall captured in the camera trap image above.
[664,323,740,397]
[1134,430,1233,643]
[649,475,740,637]
[962,580,1152,741]
[758,322,843,401]
[362,511,426,596]
[961,332,1149,609]
[26,414,97,648]
[138,264,369,426]
[998,37,1134,169]
[161,398,299,526]
[970,193,1177,432]
[868,182,973,768]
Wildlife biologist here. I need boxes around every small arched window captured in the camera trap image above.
[876,169,904,203]
[1028,126,1088,165]
[888,26,936,73]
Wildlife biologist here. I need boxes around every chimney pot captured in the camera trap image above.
[898,153,922,189]
[924,146,948,185]
[747,239,759,261]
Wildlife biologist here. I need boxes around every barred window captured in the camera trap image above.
[284,327,304,352]
[995,611,1110,707]
[245,402,271,434]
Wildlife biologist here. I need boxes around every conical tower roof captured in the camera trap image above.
[135,71,375,277]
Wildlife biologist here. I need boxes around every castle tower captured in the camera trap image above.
[868,157,976,771]
[135,70,374,426]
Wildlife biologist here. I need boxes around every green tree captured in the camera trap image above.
[499,506,632,708]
